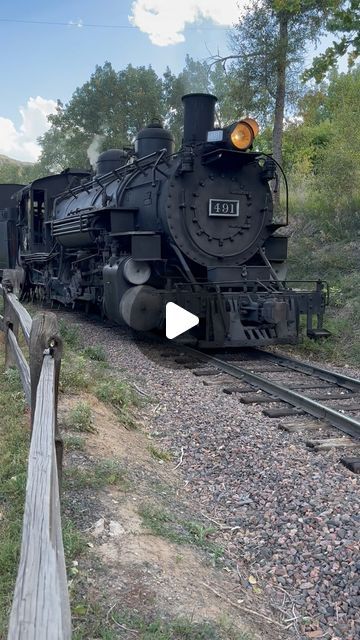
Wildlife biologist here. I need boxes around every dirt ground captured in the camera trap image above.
[60,392,288,640]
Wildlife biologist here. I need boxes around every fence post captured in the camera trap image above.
[29,312,63,483]
[3,283,19,370]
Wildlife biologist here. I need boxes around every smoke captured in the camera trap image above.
[87,134,104,169]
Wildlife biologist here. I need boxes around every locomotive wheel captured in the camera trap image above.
[123,258,151,285]
[119,285,163,331]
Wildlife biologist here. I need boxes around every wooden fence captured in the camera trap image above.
[0,271,71,639]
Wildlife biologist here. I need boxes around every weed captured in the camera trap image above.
[112,610,252,639]
[63,434,86,451]
[148,444,172,462]
[67,401,95,433]
[82,345,107,362]
[59,319,83,349]
[138,505,223,562]
[60,355,92,392]
[62,519,87,565]
[95,378,140,427]
[64,459,128,491]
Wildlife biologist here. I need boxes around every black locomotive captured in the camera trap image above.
[0,93,328,347]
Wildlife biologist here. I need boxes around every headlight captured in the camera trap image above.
[228,118,259,151]
[230,122,254,150]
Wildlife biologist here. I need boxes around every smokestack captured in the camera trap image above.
[182,93,217,145]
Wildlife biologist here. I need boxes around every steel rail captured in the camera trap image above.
[184,347,360,440]
[256,349,360,392]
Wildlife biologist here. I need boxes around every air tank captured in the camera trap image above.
[135,121,175,159]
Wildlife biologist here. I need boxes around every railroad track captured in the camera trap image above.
[166,346,360,473]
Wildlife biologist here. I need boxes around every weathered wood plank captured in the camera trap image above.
[4,287,19,369]
[7,329,31,405]
[29,312,63,481]
[7,355,71,640]
[4,291,32,345]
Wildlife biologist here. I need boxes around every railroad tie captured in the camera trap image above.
[306,437,360,451]
[239,393,278,404]
[278,420,329,433]
[340,457,360,474]
[263,407,306,418]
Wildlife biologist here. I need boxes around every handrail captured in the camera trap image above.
[1,270,71,639]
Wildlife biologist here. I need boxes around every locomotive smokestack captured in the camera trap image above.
[182,93,217,145]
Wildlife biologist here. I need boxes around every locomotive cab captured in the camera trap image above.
[16,171,90,256]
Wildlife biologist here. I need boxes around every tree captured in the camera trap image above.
[0,158,42,184]
[218,0,342,169]
[283,65,360,237]
[39,63,164,172]
[304,0,360,81]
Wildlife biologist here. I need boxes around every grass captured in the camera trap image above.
[82,345,107,362]
[0,361,28,637]
[138,505,223,563]
[72,605,254,640]
[287,232,360,365]
[95,378,141,428]
[63,434,86,451]
[66,401,95,433]
[60,354,93,393]
[148,444,172,462]
[59,319,84,349]
[62,519,88,566]
[64,459,128,491]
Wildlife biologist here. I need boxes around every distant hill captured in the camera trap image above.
[0,154,33,167]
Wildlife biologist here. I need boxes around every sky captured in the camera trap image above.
[0,1,344,162]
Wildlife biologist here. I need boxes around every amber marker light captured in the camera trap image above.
[228,118,259,151]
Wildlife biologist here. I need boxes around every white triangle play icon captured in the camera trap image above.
[166,302,199,340]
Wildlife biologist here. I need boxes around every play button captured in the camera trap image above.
[165,302,199,340]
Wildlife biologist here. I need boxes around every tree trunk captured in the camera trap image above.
[272,12,288,209]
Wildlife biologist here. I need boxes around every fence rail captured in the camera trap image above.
[0,270,71,639]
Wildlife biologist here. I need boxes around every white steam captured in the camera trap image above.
[87,134,104,170]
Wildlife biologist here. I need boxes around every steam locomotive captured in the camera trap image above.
[0,93,328,347]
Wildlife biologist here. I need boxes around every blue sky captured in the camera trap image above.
[0,1,345,161]
[0,0,238,160]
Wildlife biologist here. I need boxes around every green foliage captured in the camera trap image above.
[62,519,87,565]
[37,57,232,170]
[60,354,93,392]
[64,459,128,490]
[138,505,223,561]
[67,402,94,433]
[304,0,360,81]
[39,62,164,171]
[73,606,253,640]
[227,0,337,129]
[63,434,86,451]
[82,345,107,362]
[59,319,83,349]
[0,364,28,636]
[148,444,172,462]
[95,378,140,426]
[0,156,43,184]
[286,66,360,238]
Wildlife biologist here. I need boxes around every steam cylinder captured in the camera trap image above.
[182,93,217,145]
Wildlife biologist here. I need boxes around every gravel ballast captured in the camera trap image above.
[60,315,360,639]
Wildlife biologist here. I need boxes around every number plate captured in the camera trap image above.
[209,199,239,217]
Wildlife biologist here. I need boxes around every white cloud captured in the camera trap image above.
[129,0,244,46]
[0,96,57,162]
